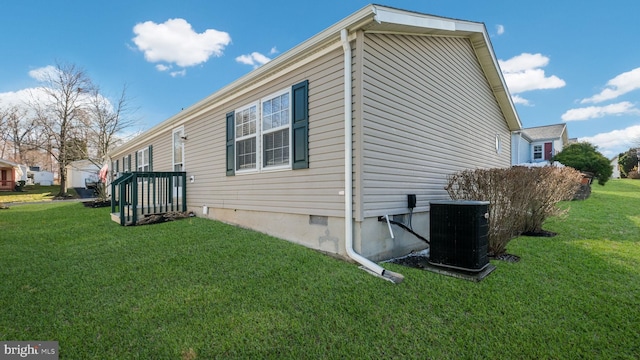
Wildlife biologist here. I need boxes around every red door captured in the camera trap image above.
[544,142,553,160]
[1,169,8,189]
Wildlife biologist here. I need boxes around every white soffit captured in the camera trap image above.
[374,7,456,31]
[372,6,485,34]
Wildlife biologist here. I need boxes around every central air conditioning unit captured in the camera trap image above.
[429,200,490,272]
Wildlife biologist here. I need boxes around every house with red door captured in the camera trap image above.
[0,159,26,191]
[511,124,569,165]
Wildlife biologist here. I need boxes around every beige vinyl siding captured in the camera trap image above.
[181,48,346,217]
[110,49,346,217]
[360,33,511,218]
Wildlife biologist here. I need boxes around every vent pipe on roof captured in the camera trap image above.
[340,29,404,284]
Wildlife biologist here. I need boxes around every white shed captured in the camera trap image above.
[66,160,100,188]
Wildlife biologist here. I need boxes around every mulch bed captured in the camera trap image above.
[388,253,430,269]
[82,200,111,208]
[489,253,520,263]
[135,211,195,225]
[389,251,521,269]
[521,230,557,237]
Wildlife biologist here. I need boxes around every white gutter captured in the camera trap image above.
[341,29,403,284]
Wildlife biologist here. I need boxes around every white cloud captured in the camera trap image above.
[580,124,640,157]
[170,69,187,77]
[28,65,59,82]
[1,68,113,115]
[500,53,565,106]
[561,101,640,121]
[236,52,271,68]
[511,95,531,106]
[496,24,505,35]
[580,67,640,104]
[269,47,278,55]
[499,53,565,96]
[499,53,549,73]
[132,18,231,68]
[0,88,33,107]
[155,64,171,72]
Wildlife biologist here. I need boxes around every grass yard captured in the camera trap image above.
[0,185,75,204]
[1,180,639,359]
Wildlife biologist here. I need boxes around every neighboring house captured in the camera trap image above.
[108,5,521,266]
[511,123,569,165]
[611,156,621,179]
[66,159,101,189]
[0,159,25,191]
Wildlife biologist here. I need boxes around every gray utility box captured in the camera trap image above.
[429,200,490,272]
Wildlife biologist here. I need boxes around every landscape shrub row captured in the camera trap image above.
[445,166,583,255]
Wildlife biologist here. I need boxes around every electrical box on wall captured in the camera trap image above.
[407,194,416,209]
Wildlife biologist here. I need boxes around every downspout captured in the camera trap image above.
[340,29,403,284]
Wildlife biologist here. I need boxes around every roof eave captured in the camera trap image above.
[111,5,523,155]
[109,5,379,156]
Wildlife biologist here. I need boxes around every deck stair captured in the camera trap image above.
[110,171,186,226]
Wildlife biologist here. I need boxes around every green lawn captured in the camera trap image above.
[1,180,639,359]
[0,185,77,203]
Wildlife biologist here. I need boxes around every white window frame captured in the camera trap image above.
[137,147,150,172]
[234,102,259,174]
[533,144,543,160]
[123,156,130,173]
[260,88,291,171]
[112,160,119,177]
[234,88,293,174]
[172,126,185,173]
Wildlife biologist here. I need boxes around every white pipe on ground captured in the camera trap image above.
[340,29,403,284]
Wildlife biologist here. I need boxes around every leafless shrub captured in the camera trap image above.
[628,170,640,179]
[445,166,582,256]
[520,166,583,233]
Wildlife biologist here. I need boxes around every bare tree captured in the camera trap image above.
[30,62,95,197]
[0,105,38,163]
[85,85,137,162]
[63,85,138,200]
[0,105,8,159]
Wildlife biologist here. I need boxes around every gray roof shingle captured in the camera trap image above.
[521,124,566,141]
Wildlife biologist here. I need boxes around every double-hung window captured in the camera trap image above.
[235,104,258,172]
[533,145,542,160]
[173,127,185,173]
[226,80,308,176]
[123,155,130,173]
[137,147,150,172]
[173,127,185,189]
[112,160,119,177]
[262,90,290,169]
[233,90,292,173]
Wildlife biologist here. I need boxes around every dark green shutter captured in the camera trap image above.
[115,160,119,173]
[127,154,132,172]
[226,111,235,176]
[148,145,153,171]
[134,151,138,171]
[291,80,309,169]
[122,157,126,172]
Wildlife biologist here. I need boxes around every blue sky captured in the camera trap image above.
[1,0,639,157]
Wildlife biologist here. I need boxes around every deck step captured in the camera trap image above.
[110,211,174,226]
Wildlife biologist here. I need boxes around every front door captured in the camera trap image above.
[1,169,11,190]
[544,142,553,161]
